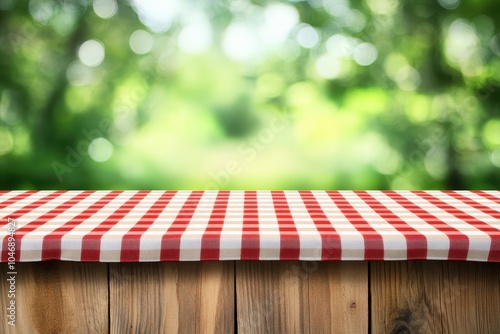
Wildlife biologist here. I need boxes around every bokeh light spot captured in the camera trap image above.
[444,19,481,76]
[132,0,180,32]
[395,66,421,91]
[490,149,500,167]
[296,24,319,49]
[343,9,366,33]
[262,3,299,46]
[88,137,113,162]
[366,0,399,15]
[223,22,262,61]
[316,54,341,79]
[129,30,154,55]
[78,39,105,67]
[353,42,377,66]
[93,0,117,19]
[384,53,408,79]
[327,34,357,58]
[482,119,500,148]
[323,0,349,17]
[438,0,460,10]
[29,0,55,23]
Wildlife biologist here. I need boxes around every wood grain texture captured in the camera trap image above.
[370,261,500,334]
[236,261,368,334]
[110,262,234,334]
[2,260,499,333]
[0,262,108,334]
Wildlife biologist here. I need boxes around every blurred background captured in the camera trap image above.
[0,0,499,190]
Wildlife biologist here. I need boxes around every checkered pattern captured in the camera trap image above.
[0,190,499,262]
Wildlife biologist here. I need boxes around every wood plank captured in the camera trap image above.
[370,261,500,334]
[370,261,443,333]
[440,262,500,334]
[236,261,368,334]
[110,261,234,334]
[0,261,108,334]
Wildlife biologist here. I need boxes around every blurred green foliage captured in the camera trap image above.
[0,0,499,190]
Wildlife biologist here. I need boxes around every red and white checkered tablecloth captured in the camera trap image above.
[0,190,499,262]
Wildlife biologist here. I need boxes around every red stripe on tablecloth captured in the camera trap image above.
[241,191,259,260]
[300,191,341,260]
[357,191,427,260]
[1,191,67,261]
[326,191,384,260]
[160,191,204,261]
[0,191,34,212]
[414,191,500,262]
[385,191,469,260]
[80,191,149,261]
[41,191,121,260]
[476,191,500,205]
[200,191,230,260]
[445,191,500,219]
[0,191,63,223]
[272,191,300,260]
[11,191,92,261]
[120,191,177,262]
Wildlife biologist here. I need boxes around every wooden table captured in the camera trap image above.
[2,260,499,333]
